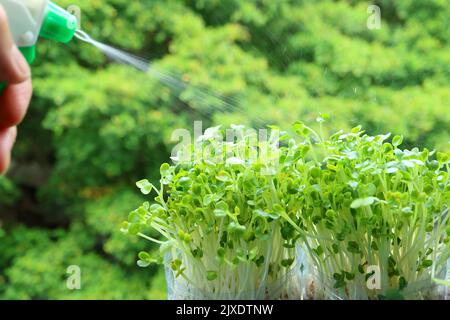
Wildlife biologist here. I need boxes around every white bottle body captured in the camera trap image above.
[0,0,49,47]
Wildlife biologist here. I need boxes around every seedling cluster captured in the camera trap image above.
[287,124,450,299]
[123,126,301,299]
[123,120,449,300]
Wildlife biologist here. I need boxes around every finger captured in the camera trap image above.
[0,5,31,83]
[0,78,32,128]
[0,126,17,174]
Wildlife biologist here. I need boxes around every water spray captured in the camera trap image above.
[0,0,257,124]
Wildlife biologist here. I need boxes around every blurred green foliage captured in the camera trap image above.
[1,0,449,299]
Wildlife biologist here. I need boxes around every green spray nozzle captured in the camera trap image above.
[40,2,78,44]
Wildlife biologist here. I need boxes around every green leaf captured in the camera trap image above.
[136,179,150,189]
[345,272,355,280]
[254,256,265,267]
[138,251,151,261]
[214,201,229,217]
[119,221,129,233]
[213,209,227,218]
[171,259,182,271]
[347,241,361,254]
[333,278,346,289]
[192,248,203,258]
[137,260,151,268]
[254,209,279,220]
[160,163,171,175]
[421,260,433,268]
[128,223,141,235]
[216,201,228,211]
[437,152,449,163]
[217,247,226,258]
[358,264,365,274]
[313,245,324,256]
[136,179,154,195]
[332,243,339,254]
[281,225,295,240]
[333,273,343,281]
[399,276,408,290]
[350,197,378,209]
[316,113,329,123]
[207,271,218,281]
[216,171,231,182]
[128,211,140,223]
[351,125,362,134]
[227,222,246,235]
[392,135,403,147]
[281,258,294,268]
[310,167,321,178]
[249,247,258,260]
[371,241,379,251]
[178,176,191,187]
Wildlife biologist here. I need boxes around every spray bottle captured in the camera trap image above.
[0,0,78,92]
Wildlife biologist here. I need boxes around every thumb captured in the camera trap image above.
[0,4,31,84]
[0,126,17,174]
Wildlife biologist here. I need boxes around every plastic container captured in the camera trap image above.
[303,261,449,300]
[164,252,306,300]
[291,243,450,300]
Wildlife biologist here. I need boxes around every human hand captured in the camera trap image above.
[0,5,32,174]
